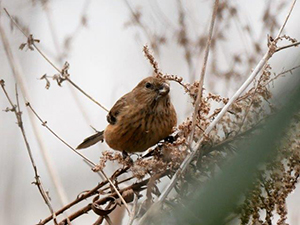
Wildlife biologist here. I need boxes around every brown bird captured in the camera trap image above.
[77,76,177,154]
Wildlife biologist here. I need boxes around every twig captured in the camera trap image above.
[26,102,96,166]
[26,103,131,214]
[40,167,130,224]
[188,0,219,146]
[0,9,69,207]
[65,77,109,112]
[58,177,151,224]
[3,8,109,113]
[267,64,300,85]
[0,81,58,224]
[275,0,297,38]
[142,0,298,218]
[275,40,300,52]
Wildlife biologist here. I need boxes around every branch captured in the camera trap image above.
[0,81,58,224]
[275,40,300,52]
[189,0,219,145]
[0,8,69,207]
[58,177,152,224]
[3,8,109,113]
[40,166,130,224]
[26,103,131,214]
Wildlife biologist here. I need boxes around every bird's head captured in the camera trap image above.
[133,76,170,104]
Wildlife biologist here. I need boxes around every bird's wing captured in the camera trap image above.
[107,93,131,125]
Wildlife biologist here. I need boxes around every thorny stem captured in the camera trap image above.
[0,81,58,224]
[188,0,219,146]
[26,103,131,214]
[3,8,109,113]
[142,0,298,220]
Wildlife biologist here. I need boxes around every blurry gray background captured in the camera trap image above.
[0,0,300,224]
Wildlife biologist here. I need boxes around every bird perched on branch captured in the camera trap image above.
[77,76,177,154]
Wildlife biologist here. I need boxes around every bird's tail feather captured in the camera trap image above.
[76,130,104,149]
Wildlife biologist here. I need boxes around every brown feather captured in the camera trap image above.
[76,131,104,149]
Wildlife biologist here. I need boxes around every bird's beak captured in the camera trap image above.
[157,82,170,97]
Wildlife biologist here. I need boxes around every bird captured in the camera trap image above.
[76,76,177,154]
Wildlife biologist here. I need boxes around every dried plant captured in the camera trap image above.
[1,1,300,225]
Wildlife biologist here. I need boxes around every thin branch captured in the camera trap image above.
[0,8,69,207]
[26,103,131,214]
[275,0,297,38]
[26,102,96,166]
[3,8,109,113]
[41,166,130,224]
[188,0,219,146]
[267,64,300,85]
[275,40,300,52]
[57,177,151,224]
[65,77,109,112]
[0,81,58,224]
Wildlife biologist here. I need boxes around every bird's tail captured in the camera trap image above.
[76,130,104,150]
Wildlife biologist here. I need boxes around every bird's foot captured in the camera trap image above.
[122,151,133,165]
[164,135,177,143]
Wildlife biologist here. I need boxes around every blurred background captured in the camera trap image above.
[0,0,300,224]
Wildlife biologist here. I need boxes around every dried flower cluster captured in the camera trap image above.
[239,113,300,225]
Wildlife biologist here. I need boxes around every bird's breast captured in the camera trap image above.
[104,101,176,153]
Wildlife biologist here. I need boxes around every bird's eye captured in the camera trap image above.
[145,82,152,89]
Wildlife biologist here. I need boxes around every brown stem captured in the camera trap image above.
[0,81,58,224]
[189,0,219,146]
[40,166,130,224]
[58,177,152,224]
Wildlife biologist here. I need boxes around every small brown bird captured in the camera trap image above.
[77,76,177,153]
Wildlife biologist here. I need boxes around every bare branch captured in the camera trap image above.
[26,103,131,214]
[0,81,58,224]
[275,40,300,52]
[0,8,69,207]
[3,8,109,112]
[189,0,219,146]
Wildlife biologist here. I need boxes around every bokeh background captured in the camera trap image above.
[0,0,300,224]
